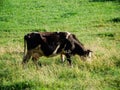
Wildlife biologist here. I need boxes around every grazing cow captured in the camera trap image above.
[22,32,92,69]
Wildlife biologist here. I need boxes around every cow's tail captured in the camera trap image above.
[22,35,28,67]
[23,35,27,57]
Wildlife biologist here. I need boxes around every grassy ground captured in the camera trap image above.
[0,0,120,90]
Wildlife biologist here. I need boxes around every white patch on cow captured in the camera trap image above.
[88,52,92,58]
[52,45,60,55]
[66,32,71,39]
[86,51,92,62]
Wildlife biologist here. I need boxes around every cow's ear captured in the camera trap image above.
[87,49,92,53]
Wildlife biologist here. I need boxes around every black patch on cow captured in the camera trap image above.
[39,32,72,56]
[24,33,41,50]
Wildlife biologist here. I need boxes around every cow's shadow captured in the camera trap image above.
[38,57,63,67]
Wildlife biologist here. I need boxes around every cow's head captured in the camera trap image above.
[80,49,92,61]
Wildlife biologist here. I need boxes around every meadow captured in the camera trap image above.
[0,0,120,90]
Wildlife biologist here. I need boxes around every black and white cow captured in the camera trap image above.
[22,32,92,69]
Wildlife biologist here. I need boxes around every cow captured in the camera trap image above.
[22,32,92,69]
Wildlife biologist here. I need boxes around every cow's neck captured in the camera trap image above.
[74,43,87,56]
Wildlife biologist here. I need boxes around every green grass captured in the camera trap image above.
[0,0,120,90]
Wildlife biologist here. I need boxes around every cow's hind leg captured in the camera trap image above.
[32,53,41,70]
[32,57,39,70]
[22,52,31,69]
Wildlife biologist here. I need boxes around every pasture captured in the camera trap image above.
[0,0,120,90]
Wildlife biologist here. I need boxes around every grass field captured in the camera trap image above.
[0,0,120,90]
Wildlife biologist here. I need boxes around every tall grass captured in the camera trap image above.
[0,0,120,90]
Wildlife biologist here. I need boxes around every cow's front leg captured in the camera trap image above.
[61,54,65,63]
[22,52,31,69]
[65,54,72,67]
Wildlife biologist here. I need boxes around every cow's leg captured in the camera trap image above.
[61,54,65,63]
[32,53,41,70]
[22,52,31,69]
[32,57,39,70]
[65,54,72,67]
